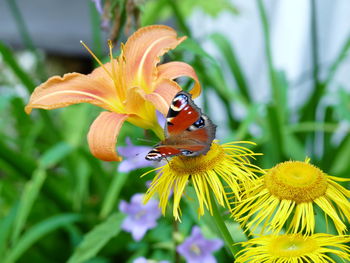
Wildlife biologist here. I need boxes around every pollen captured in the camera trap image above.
[264,161,328,203]
[232,159,350,235]
[143,141,261,220]
[170,143,226,175]
[236,233,350,263]
[267,234,318,257]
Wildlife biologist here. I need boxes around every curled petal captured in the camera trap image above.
[145,79,181,115]
[157,61,201,98]
[124,25,186,91]
[25,72,119,114]
[87,111,128,162]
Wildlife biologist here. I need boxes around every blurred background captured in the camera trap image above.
[0,0,349,262]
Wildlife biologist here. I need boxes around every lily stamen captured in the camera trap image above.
[80,40,113,79]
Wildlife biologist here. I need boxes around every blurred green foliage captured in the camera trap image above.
[0,0,349,262]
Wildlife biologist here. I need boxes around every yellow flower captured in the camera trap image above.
[232,159,350,235]
[25,25,201,161]
[143,141,261,220]
[236,233,350,263]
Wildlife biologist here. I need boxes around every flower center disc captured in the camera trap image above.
[268,235,318,257]
[264,161,327,203]
[170,143,225,175]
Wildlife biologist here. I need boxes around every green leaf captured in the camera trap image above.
[0,204,18,256]
[0,41,36,92]
[67,213,124,263]
[288,122,338,133]
[330,134,350,176]
[210,33,251,102]
[325,35,350,85]
[0,93,15,112]
[336,88,350,122]
[61,104,91,147]
[141,0,169,26]
[265,105,285,162]
[10,97,34,147]
[235,104,260,140]
[39,142,73,169]
[73,158,90,211]
[100,173,128,219]
[314,205,337,235]
[11,168,47,243]
[178,0,239,17]
[176,38,217,65]
[283,132,306,161]
[5,214,80,263]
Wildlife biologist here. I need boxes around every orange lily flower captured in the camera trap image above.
[25,25,201,162]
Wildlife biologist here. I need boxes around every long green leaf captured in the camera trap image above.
[11,168,47,243]
[288,122,339,133]
[210,33,251,102]
[39,142,73,169]
[175,38,217,64]
[265,105,284,162]
[73,159,90,211]
[5,214,80,263]
[99,172,128,218]
[61,104,91,147]
[330,134,350,176]
[283,133,306,161]
[325,35,350,85]
[0,204,18,256]
[141,0,168,26]
[234,104,259,140]
[256,0,282,107]
[67,213,124,263]
[89,0,103,58]
[5,0,47,79]
[5,0,35,52]
[0,41,36,92]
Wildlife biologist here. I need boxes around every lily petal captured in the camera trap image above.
[125,87,158,129]
[145,79,181,115]
[124,25,186,92]
[157,61,201,98]
[25,71,120,114]
[87,111,128,162]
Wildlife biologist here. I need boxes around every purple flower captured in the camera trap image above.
[118,137,154,173]
[177,226,223,263]
[156,110,166,128]
[119,193,161,241]
[133,257,169,263]
[91,0,103,14]
[133,258,147,263]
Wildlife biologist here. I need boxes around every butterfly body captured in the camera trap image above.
[146,91,216,161]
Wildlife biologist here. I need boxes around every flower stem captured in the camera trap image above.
[210,192,240,259]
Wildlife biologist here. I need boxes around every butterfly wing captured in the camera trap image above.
[146,91,216,161]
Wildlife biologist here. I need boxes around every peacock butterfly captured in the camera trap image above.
[145,91,216,161]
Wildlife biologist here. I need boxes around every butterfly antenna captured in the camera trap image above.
[165,157,171,167]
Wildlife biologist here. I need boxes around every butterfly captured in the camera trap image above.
[145,91,216,161]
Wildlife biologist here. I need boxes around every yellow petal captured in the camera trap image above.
[157,61,201,98]
[123,25,186,92]
[87,111,128,162]
[25,72,120,114]
[145,79,181,115]
[124,87,158,128]
[124,87,164,139]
